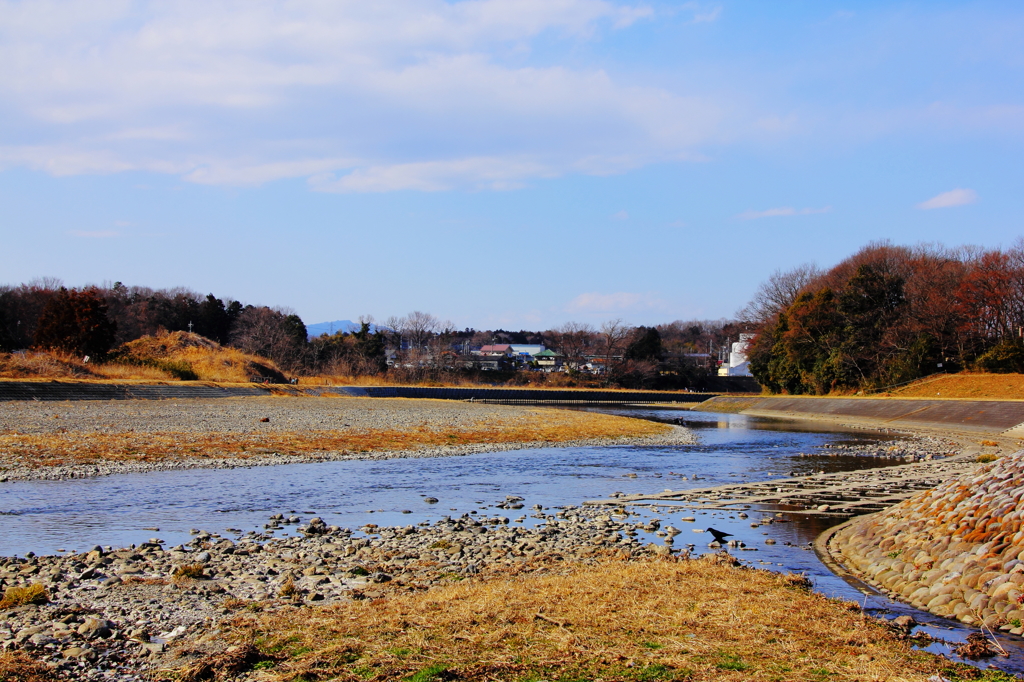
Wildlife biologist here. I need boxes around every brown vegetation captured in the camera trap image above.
[0,331,288,383]
[0,583,48,609]
[746,241,1024,395]
[882,372,1024,400]
[208,557,992,682]
[0,651,52,682]
[0,406,667,471]
[110,330,287,382]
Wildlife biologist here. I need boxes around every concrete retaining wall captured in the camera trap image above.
[698,395,1024,436]
[0,381,712,404]
[318,386,710,403]
[0,381,270,401]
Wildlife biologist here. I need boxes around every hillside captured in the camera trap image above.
[882,373,1024,400]
[0,331,288,384]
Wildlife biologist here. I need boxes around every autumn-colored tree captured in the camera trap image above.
[33,287,117,357]
[746,240,1024,393]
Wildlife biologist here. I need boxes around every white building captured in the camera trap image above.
[717,333,755,377]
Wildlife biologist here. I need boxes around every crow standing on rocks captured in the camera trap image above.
[707,528,733,543]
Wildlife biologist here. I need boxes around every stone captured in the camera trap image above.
[78,618,114,639]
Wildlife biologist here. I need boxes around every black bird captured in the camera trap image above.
[706,528,733,543]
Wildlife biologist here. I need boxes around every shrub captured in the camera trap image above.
[279,577,299,598]
[975,340,1024,373]
[0,651,52,682]
[0,583,49,609]
[172,564,207,581]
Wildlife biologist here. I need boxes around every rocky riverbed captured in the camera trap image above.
[805,435,959,461]
[0,501,704,680]
[0,397,694,482]
[829,449,1024,634]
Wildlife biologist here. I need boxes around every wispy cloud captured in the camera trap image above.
[736,206,832,220]
[0,0,727,192]
[916,188,977,210]
[610,210,629,220]
[68,230,119,238]
[566,292,663,313]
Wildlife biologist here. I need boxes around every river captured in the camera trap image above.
[1,406,1021,670]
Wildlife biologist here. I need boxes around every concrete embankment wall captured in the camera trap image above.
[314,386,710,404]
[0,380,712,404]
[700,393,1024,632]
[828,452,1024,633]
[697,395,1024,436]
[0,381,270,401]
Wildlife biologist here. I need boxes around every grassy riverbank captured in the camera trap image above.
[175,557,1013,682]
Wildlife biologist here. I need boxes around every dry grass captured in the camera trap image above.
[884,373,1024,400]
[213,557,995,682]
[173,563,209,581]
[0,583,48,609]
[0,331,288,384]
[0,408,668,470]
[110,331,287,383]
[0,651,52,682]
[0,350,100,379]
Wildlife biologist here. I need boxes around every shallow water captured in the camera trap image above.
[0,406,1020,671]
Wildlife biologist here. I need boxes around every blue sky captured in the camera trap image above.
[2,1,1022,330]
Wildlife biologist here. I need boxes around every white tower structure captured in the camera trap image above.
[721,333,754,377]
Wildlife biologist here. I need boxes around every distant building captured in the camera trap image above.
[717,333,754,377]
[533,349,564,371]
[476,344,513,356]
[509,344,545,360]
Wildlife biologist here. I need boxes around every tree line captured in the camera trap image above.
[743,240,1024,394]
[0,279,747,389]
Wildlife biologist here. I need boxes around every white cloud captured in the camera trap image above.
[310,156,554,193]
[566,292,664,313]
[0,0,732,191]
[737,206,832,220]
[678,2,721,24]
[916,188,978,210]
[610,210,629,220]
[68,230,118,238]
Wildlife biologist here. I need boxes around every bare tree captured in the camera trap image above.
[737,263,822,325]
[229,306,306,371]
[599,319,630,377]
[550,321,596,370]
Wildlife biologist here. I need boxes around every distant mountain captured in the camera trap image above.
[306,319,376,339]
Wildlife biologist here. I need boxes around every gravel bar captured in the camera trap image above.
[0,397,696,482]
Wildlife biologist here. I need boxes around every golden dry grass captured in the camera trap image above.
[0,350,100,379]
[215,557,990,682]
[883,373,1024,400]
[0,651,52,682]
[0,408,667,470]
[0,583,48,609]
[0,331,287,384]
[110,331,287,383]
